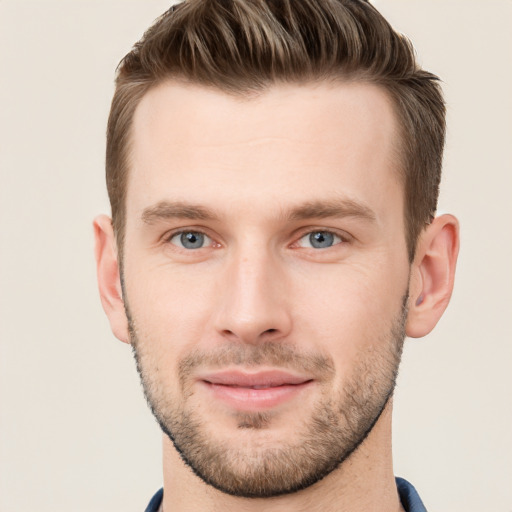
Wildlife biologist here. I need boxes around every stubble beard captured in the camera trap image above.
[127,298,407,498]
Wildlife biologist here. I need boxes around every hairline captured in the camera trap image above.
[115,74,411,261]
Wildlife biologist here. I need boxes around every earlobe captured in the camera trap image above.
[93,215,130,343]
[406,214,460,338]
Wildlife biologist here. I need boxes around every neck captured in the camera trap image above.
[160,400,404,512]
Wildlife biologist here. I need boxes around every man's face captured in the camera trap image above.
[122,81,411,497]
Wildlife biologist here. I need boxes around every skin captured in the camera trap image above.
[94,81,459,512]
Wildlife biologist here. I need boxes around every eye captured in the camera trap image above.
[297,230,343,249]
[169,231,212,250]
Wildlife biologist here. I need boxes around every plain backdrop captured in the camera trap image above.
[1,1,511,511]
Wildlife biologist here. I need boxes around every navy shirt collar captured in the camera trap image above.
[145,477,427,512]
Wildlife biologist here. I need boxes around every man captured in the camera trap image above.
[94,1,459,510]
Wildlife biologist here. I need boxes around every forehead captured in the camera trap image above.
[127,80,402,221]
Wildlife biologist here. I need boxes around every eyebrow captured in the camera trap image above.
[141,198,376,224]
[286,199,376,222]
[142,201,218,224]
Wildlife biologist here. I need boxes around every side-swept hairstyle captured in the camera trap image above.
[106,0,445,261]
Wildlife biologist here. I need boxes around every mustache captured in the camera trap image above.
[178,341,335,381]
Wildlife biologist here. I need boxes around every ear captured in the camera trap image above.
[406,214,460,338]
[93,215,130,343]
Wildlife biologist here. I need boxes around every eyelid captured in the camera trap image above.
[162,227,220,248]
[159,226,353,251]
[298,231,341,249]
[291,227,353,247]
[172,231,211,249]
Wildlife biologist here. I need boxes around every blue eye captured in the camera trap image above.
[170,231,210,249]
[299,231,342,249]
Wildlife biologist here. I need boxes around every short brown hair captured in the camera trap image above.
[106,0,445,261]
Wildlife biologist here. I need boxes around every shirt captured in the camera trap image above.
[145,477,427,511]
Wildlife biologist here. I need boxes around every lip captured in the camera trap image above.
[198,370,314,411]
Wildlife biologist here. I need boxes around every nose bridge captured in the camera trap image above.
[214,240,291,343]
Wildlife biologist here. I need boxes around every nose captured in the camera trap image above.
[212,247,293,345]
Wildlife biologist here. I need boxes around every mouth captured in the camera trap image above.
[198,370,314,411]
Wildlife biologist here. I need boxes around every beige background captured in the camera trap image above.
[1,1,511,510]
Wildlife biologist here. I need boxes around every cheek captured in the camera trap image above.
[124,239,409,373]
[290,259,408,370]
[124,261,217,362]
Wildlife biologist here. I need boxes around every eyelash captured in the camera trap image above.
[165,230,217,250]
[163,227,350,251]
